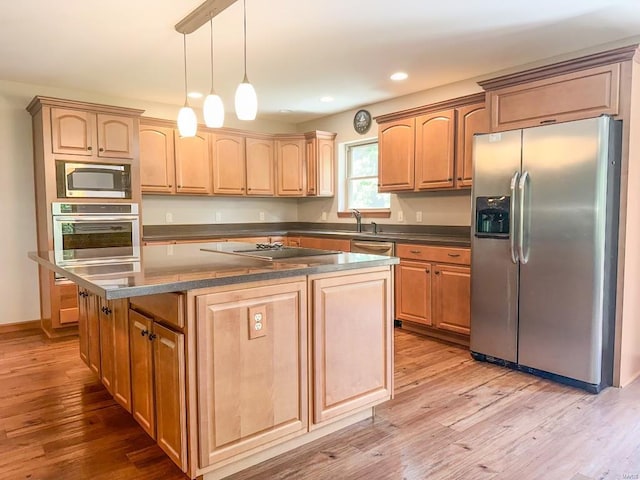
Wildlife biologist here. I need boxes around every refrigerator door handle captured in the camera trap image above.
[509,171,520,264]
[518,170,530,264]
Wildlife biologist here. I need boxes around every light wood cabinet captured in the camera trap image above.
[377,94,486,192]
[455,102,488,188]
[482,63,621,132]
[305,131,336,196]
[175,132,212,194]
[56,282,79,325]
[246,136,275,196]
[195,280,308,467]
[129,307,187,472]
[415,109,455,190]
[51,108,135,159]
[87,292,101,376]
[211,133,246,195]
[298,236,350,252]
[276,138,306,196]
[378,118,415,192]
[77,288,90,367]
[395,243,471,343]
[310,269,393,424]
[98,298,132,412]
[140,124,176,193]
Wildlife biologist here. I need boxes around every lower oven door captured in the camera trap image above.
[53,215,140,264]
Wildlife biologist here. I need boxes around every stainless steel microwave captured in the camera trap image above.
[56,161,131,198]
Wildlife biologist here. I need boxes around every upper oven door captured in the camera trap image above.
[53,215,140,263]
[57,161,131,198]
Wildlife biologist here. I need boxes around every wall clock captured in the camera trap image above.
[353,109,372,134]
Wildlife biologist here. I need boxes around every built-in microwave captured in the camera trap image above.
[56,161,131,199]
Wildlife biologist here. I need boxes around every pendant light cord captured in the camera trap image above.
[183,33,189,106]
[242,0,248,82]
[209,16,215,92]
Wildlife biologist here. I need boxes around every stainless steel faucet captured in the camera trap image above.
[352,209,362,232]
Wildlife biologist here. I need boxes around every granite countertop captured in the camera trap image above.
[142,222,471,247]
[29,242,398,300]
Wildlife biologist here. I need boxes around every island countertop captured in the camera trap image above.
[29,241,399,300]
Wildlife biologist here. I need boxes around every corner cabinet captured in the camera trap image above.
[396,243,471,345]
[195,280,308,467]
[376,93,487,192]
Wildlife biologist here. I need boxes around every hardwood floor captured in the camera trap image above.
[1,327,639,480]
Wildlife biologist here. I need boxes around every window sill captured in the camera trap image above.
[337,210,391,219]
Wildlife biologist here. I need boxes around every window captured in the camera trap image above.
[345,140,390,210]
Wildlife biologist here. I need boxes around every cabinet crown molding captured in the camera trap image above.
[374,92,485,124]
[27,96,145,117]
[478,43,639,91]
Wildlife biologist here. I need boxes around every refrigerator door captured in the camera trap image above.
[518,117,611,384]
[470,130,522,363]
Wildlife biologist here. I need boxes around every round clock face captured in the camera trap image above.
[353,109,372,134]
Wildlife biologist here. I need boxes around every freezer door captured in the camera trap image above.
[518,117,611,384]
[470,129,522,362]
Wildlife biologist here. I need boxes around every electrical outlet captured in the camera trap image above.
[165,212,173,223]
[321,211,328,221]
[215,212,222,222]
[167,244,174,256]
[259,211,265,221]
[416,211,422,222]
[398,210,404,222]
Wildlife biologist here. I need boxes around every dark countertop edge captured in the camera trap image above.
[143,228,471,247]
[29,251,398,300]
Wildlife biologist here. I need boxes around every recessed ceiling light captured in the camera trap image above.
[390,72,408,81]
[187,91,203,99]
[279,109,293,113]
[320,96,334,103]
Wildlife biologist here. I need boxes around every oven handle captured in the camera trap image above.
[54,216,140,222]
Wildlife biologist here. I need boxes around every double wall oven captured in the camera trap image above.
[52,202,140,265]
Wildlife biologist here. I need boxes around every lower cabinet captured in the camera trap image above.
[129,307,187,472]
[78,288,101,376]
[99,298,132,412]
[309,269,393,424]
[195,280,308,467]
[298,236,350,252]
[395,244,471,341]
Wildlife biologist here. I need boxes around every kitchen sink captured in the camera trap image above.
[231,246,341,260]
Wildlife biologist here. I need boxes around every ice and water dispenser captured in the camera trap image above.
[475,196,510,238]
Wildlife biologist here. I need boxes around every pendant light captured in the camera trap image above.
[234,0,257,120]
[177,33,198,137]
[203,16,225,128]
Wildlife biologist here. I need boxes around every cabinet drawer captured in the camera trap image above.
[488,63,620,131]
[130,293,184,329]
[396,244,470,265]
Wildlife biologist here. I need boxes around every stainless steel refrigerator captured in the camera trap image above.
[470,116,621,393]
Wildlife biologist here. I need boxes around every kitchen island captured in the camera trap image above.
[29,242,397,479]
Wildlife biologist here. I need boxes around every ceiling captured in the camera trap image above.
[2,0,640,123]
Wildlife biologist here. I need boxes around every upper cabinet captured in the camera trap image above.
[175,132,212,195]
[51,107,135,159]
[140,124,175,194]
[275,137,306,196]
[245,136,275,196]
[211,133,246,195]
[376,94,487,192]
[305,131,336,197]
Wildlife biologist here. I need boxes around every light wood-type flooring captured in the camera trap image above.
[1,327,639,480]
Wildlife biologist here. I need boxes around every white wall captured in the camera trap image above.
[296,78,482,227]
[0,78,295,325]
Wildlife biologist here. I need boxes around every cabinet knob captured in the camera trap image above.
[99,147,104,152]
[87,146,92,151]
[448,178,453,181]
[247,188,251,191]
[457,177,463,181]
[435,271,441,275]
[140,329,148,336]
[298,188,302,191]
[101,306,112,315]
[426,269,430,273]
[148,333,157,341]
[168,184,172,187]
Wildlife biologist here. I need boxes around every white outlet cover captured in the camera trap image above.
[215,212,222,222]
[398,211,404,222]
[321,211,327,221]
[416,211,422,222]
[259,211,265,221]
[165,212,173,223]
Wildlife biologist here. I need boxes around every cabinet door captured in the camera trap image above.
[153,322,187,472]
[433,264,471,336]
[51,107,95,155]
[129,309,155,438]
[212,133,246,195]
[57,283,79,326]
[305,137,317,195]
[395,260,433,326]
[96,114,135,159]
[77,289,90,367]
[196,281,308,467]
[175,132,212,194]
[299,236,350,252]
[140,125,176,193]
[311,269,392,424]
[317,137,335,197]
[415,109,455,190]
[99,299,132,412]
[378,118,415,192]
[246,137,275,196]
[276,139,305,196]
[87,293,101,377]
[455,102,488,189]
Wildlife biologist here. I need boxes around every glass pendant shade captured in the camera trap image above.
[235,80,257,120]
[177,106,198,137]
[203,93,225,128]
